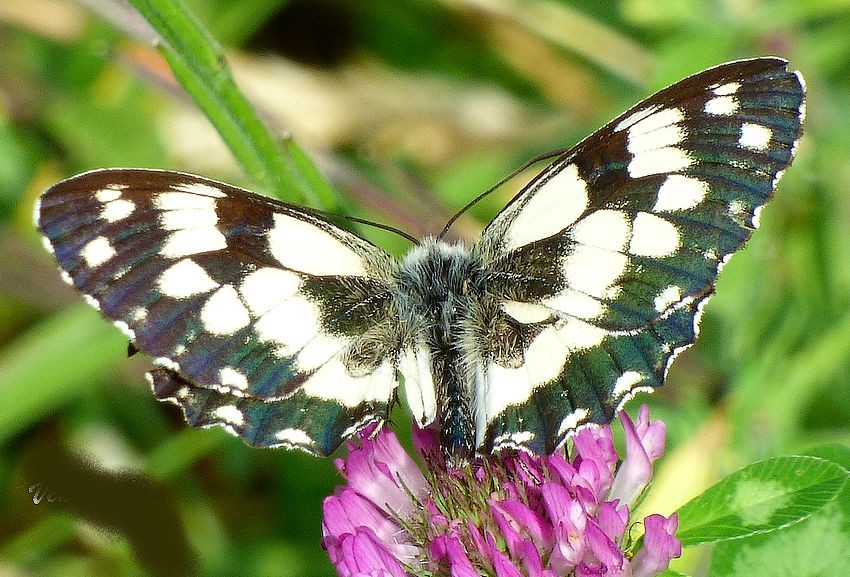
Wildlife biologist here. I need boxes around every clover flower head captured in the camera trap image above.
[322,405,680,577]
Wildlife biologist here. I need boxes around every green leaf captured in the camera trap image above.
[711,445,850,577]
[126,0,337,209]
[675,455,849,547]
[709,446,850,577]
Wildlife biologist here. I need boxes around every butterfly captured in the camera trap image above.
[37,58,805,464]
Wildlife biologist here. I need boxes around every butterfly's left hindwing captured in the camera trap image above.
[38,169,400,455]
[471,58,805,454]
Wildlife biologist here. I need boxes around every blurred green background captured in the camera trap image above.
[1,1,848,576]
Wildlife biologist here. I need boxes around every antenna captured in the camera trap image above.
[337,214,420,245]
[437,148,569,240]
[298,202,420,245]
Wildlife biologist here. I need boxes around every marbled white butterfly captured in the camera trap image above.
[37,58,805,464]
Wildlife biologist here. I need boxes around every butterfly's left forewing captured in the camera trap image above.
[471,58,805,454]
[38,169,401,455]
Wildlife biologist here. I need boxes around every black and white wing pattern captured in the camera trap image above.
[37,169,401,456]
[37,58,805,462]
[470,58,805,454]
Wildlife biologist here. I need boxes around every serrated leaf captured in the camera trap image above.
[675,455,848,547]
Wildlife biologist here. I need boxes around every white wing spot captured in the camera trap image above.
[113,321,135,339]
[154,356,180,371]
[131,307,147,322]
[255,296,320,354]
[729,199,747,216]
[201,285,250,335]
[628,123,685,155]
[296,334,348,372]
[80,236,116,267]
[571,209,631,252]
[653,175,709,212]
[629,212,680,257]
[212,405,244,427]
[482,326,571,429]
[155,192,218,231]
[739,123,772,151]
[483,328,580,449]
[220,367,249,391]
[83,294,101,311]
[692,295,708,339]
[628,147,693,179]
[504,163,588,250]
[712,82,741,95]
[399,344,437,427]
[341,416,381,440]
[154,191,217,211]
[557,317,607,350]
[161,227,227,258]
[274,428,313,446]
[172,181,227,198]
[613,371,644,396]
[158,258,219,299]
[704,95,739,116]
[301,359,396,407]
[613,104,661,132]
[160,207,218,231]
[501,301,552,324]
[654,285,682,312]
[41,236,55,256]
[542,289,604,320]
[101,199,135,223]
[493,431,535,448]
[239,267,301,316]
[557,408,590,436]
[626,108,685,154]
[60,270,74,286]
[794,71,807,131]
[95,188,122,202]
[627,107,683,136]
[753,204,765,228]
[268,213,366,276]
[563,245,628,299]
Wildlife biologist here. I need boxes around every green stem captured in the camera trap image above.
[127,0,337,208]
